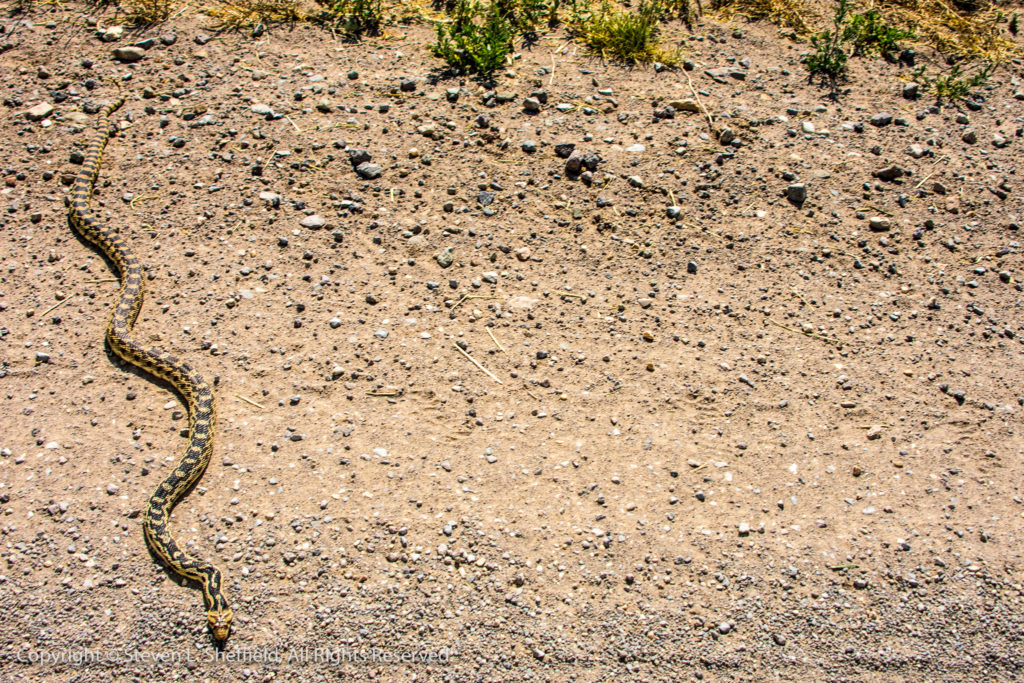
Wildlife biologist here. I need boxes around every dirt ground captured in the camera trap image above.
[1,3,1023,681]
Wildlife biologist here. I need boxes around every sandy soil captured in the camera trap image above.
[1,4,1023,681]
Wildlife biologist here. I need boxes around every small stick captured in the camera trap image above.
[451,294,499,311]
[84,278,118,284]
[40,297,72,317]
[130,194,159,209]
[549,55,557,85]
[559,292,584,299]
[285,115,301,133]
[486,327,505,353]
[235,394,265,409]
[913,155,950,190]
[829,563,858,571]
[453,344,503,385]
[684,68,714,133]
[366,390,400,397]
[768,319,841,347]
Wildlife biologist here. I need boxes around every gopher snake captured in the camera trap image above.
[67,96,232,643]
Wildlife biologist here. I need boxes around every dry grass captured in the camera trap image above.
[206,0,304,29]
[713,0,1019,61]
[885,0,1018,60]
[712,0,817,35]
[124,0,174,24]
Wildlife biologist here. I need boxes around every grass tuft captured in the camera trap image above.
[577,0,680,65]
[207,0,303,29]
[125,0,174,25]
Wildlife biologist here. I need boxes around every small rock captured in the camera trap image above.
[523,97,541,113]
[902,82,919,100]
[435,247,454,269]
[521,140,537,153]
[870,112,893,127]
[786,183,807,206]
[24,102,53,121]
[554,143,576,159]
[106,483,119,495]
[962,129,977,144]
[355,162,382,179]
[868,216,891,232]
[347,148,372,166]
[874,165,904,181]
[300,215,325,229]
[99,25,124,42]
[113,46,145,62]
[160,32,177,45]
[400,78,416,92]
[667,99,700,113]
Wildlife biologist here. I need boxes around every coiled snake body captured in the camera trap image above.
[68,96,232,643]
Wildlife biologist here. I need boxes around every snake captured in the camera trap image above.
[67,95,232,643]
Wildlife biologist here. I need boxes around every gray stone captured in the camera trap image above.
[348,148,372,166]
[99,25,124,42]
[874,165,905,181]
[705,67,732,83]
[24,102,53,121]
[300,215,325,229]
[962,129,977,144]
[870,112,893,127]
[625,144,646,153]
[523,97,541,112]
[554,143,576,159]
[355,162,382,179]
[868,216,891,232]
[786,183,807,206]
[250,103,273,115]
[435,247,454,269]
[112,46,145,62]
[902,82,919,100]
[521,140,537,153]
[160,32,177,45]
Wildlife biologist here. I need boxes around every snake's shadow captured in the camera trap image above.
[68,215,228,649]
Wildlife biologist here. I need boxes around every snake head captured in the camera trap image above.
[207,607,233,642]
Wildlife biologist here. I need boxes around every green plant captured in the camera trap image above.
[805,0,851,93]
[911,60,995,101]
[314,0,384,36]
[578,0,678,65]
[495,0,560,30]
[844,8,913,59]
[431,0,514,74]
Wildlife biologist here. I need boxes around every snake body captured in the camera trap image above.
[68,96,232,643]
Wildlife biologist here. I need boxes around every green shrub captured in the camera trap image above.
[432,0,514,74]
[805,0,851,93]
[911,61,995,102]
[844,8,913,59]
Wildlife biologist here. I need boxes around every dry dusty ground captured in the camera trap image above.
[1,3,1023,681]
